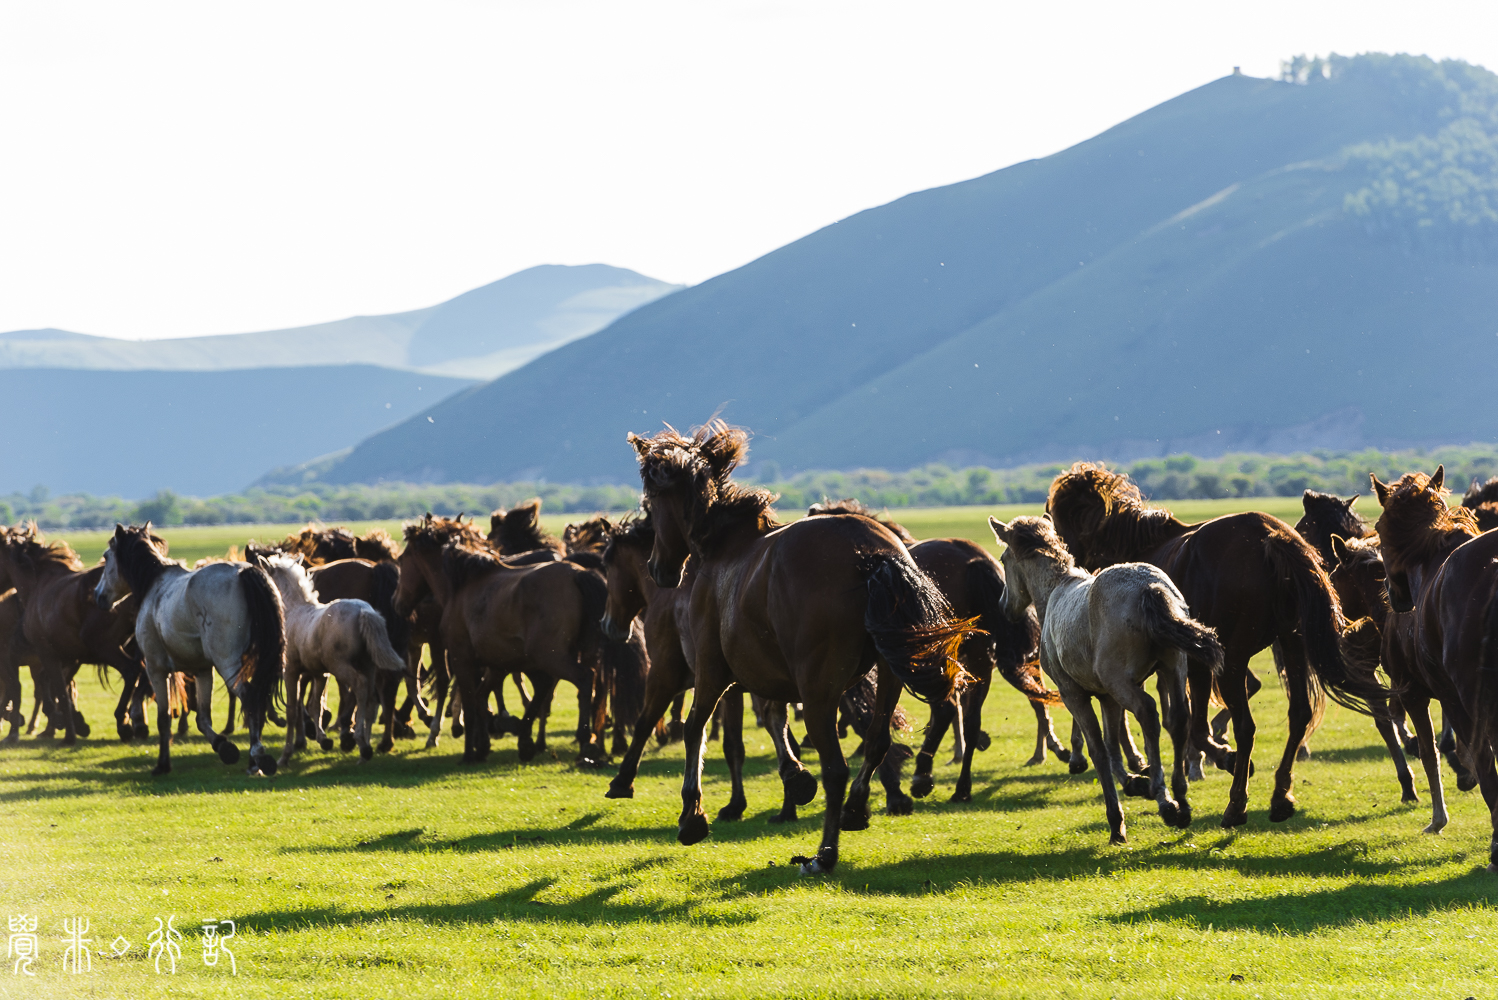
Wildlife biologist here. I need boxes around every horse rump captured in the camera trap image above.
[236,564,286,716]
[862,553,980,703]
[1471,580,1498,774]
[1137,581,1224,674]
[370,561,410,652]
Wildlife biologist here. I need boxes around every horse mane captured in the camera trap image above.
[1463,476,1498,509]
[1045,462,1186,568]
[631,420,781,554]
[806,499,917,545]
[563,515,615,555]
[255,550,320,606]
[440,538,513,588]
[5,523,84,574]
[267,524,360,565]
[112,524,181,595]
[353,529,400,563]
[403,513,490,551]
[1000,516,1075,568]
[489,499,564,556]
[1375,471,1481,570]
[601,512,654,561]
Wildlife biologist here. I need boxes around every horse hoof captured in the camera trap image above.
[1221,802,1248,829]
[1158,800,1181,827]
[1068,756,1091,776]
[888,792,915,815]
[217,742,241,765]
[948,788,971,804]
[255,755,278,776]
[452,722,465,738]
[340,734,357,753]
[787,769,818,807]
[315,738,331,751]
[668,721,685,743]
[394,723,416,740]
[378,740,393,755]
[1401,787,1419,805]
[116,722,133,743]
[60,734,77,747]
[716,803,746,822]
[1175,804,1193,829]
[1187,762,1206,782]
[1123,776,1152,799]
[1268,796,1295,823]
[767,809,798,825]
[517,735,537,762]
[1296,745,1311,762]
[1423,821,1447,835]
[678,813,710,846]
[1109,831,1128,846]
[360,745,374,761]
[151,763,171,776]
[794,849,836,875]
[839,806,870,832]
[972,729,992,752]
[74,720,91,738]
[910,773,935,799]
[1458,773,1478,793]
[1052,747,1072,764]
[605,776,635,799]
[133,724,150,740]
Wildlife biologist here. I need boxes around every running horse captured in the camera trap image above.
[1045,463,1388,827]
[93,523,285,776]
[1370,467,1498,865]
[628,420,978,874]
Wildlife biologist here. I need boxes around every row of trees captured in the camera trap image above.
[5,444,1494,529]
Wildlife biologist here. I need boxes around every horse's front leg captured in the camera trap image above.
[1101,697,1150,798]
[607,643,692,800]
[677,662,731,846]
[1071,690,1127,845]
[1213,656,1256,829]
[765,699,815,824]
[951,665,994,802]
[277,663,303,769]
[193,669,240,766]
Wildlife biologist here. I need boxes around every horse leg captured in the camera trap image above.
[1406,693,1448,833]
[607,641,692,799]
[516,673,557,761]
[334,679,358,753]
[1159,665,1193,828]
[1067,717,1090,775]
[677,662,731,846]
[563,656,605,767]
[223,691,237,736]
[354,673,376,762]
[1215,655,1256,829]
[377,672,398,753]
[910,697,955,799]
[1269,637,1315,823]
[446,645,488,763]
[842,662,903,832]
[1102,697,1150,799]
[767,699,815,823]
[951,666,994,803]
[665,692,686,744]
[191,668,240,766]
[277,662,302,770]
[424,653,450,750]
[795,692,850,875]
[1440,711,1477,791]
[1214,666,1262,741]
[25,665,45,734]
[715,688,748,821]
[54,664,80,746]
[1373,695,1418,805]
[1113,676,1179,828]
[1069,690,1127,845]
[111,663,139,743]
[149,666,173,776]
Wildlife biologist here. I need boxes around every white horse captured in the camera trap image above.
[990,515,1222,844]
[94,523,285,776]
[250,552,407,769]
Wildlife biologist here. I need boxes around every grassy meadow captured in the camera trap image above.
[5,499,1495,999]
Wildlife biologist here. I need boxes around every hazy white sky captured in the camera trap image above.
[2,0,1496,339]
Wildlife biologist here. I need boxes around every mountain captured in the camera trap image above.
[0,367,474,497]
[293,55,1498,487]
[0,265,683,381]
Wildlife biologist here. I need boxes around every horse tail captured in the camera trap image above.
[1138,581,1224,675]
[370,561,410,653]
[862,552,981,704]
[168,671,187,716]
[236,563,286,716]
[603,626,649,733]
[1264,526,1387,716]
[357,605,409,674]
[574,566,610,687]
[1472,581,1498,773]
[964,557,1058,706]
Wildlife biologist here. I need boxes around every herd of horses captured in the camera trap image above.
[9,419,1498,875]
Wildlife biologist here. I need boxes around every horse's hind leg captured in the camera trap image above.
[797,692,851,874]
[1158,667,1192,827]
[424,655,450,750]
[842,662,902,833]
[1406,693,1447,833]
[277,663,303,769]
[1067,718,1090,775]
[333,679,358,753]
[1269,636,1317,823]
[354,674,376,762]
[1210,654,1256,829]
[951,666,994,802]
[1112,675,1179,828]
[223,691,237,736]
[1372,694,1417,805]
[377,672,399,753]
[1069,690,1127,845]
[767,699,815,823]
[910,697,956,799]
[193,669,240,766]
[149,668,173,776]
[1102,697,1150,799]
[715,688,748,821]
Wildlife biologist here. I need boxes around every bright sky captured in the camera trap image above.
[1,0,1495,340]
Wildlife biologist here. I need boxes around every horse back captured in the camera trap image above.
[1147,511,1287,647]
[1421,531,1498,678]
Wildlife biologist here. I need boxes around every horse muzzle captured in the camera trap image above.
[599,613,631,643]
[93,587,112,610]
[647,559,682,589]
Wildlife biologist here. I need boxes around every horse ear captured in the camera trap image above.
[1330,535,1350,566]
[143,521,152,533]
[628,432,650,458]
[1429,465,1445,491]
[1371,474,1391,506]
[1344,494,1359,509]
[988,516,1010,544]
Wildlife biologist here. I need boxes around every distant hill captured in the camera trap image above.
[0,367,474,497]
[292,54,1498,487]
[0,265,683,381]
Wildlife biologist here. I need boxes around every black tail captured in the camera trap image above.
[603,625,650,732]
[1139,582,1225,674]
[964,558,1057,705]
[574,566,611,694]
[863,553,981,704]
[1471,581,1498,773]
[1265,527,1388,716]
[370,561,410,652]
[237,564,286,716]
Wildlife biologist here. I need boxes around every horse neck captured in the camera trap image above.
[410,544,453,606]
[6,548,74,599]
[1091,507,1190,566]
[1016,555,1084,623]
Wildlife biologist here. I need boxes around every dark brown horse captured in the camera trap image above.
[1371,467,1498,865]
[628,421,976,873]
[393,515,610,764]
[1461,476,1498,532]
[490,499,567,557]
[1046,463,1387,827]
[0,588,40,744]
[0,526,146,745]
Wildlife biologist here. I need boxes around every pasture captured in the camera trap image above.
[4,500,1495,998]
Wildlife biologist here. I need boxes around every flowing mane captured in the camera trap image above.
[564,515,615,555]
[440,540,514,588]
[1374,471,1480,570]
[5,523,84,574]
[255,551,320,607]
[999,516,1075,568]
[1463,476,1498,509]
[489,499,564,555]
[601,512,654,560]
[353,529,400,562]
[629,420,781,554]
[1045,463,1187,569]
[806,499,917,546]
[403,513,490,551]
[112,524,182,596]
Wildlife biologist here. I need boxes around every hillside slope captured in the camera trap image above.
[0,367,473,497]
[0,265,682,381]
[286,56,1498,485]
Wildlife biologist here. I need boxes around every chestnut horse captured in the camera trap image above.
[628,421,977,874]
[0,525,146,745]
[393,515,610,765]
[1046,463,1387,827]
[1371,467,1498,865]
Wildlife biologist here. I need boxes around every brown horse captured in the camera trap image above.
[1370,467,1498,866]
[393,514,610,764]
[1461,476,1498,532]
[628,421,976,874]
[0,526,146,745]
[0,588,40,744]
[490,499,567,557]
[1046,463,1387,827]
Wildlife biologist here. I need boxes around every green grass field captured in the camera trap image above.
[5,499,1494,999]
